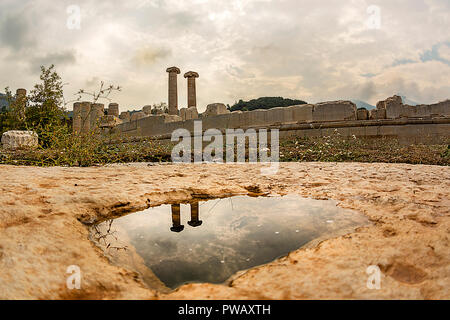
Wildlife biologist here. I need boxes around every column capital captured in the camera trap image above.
[184,71,199,78]
[166,66,181,74]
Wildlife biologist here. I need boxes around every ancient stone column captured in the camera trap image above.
[72,102,82,134]
[108,103,119,117]
[166,67,181,115]
[80,102,91,134]
[90,103,105,130]
[184,71,199,108]
[188,202,202,227]
[15,89,27,121]
[170,204,184,233]
[16,88,27,97]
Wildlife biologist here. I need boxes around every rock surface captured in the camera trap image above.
[0,162,448,299]
[312,101,357,122]
[1,130,38,150]
[204,103,230,117]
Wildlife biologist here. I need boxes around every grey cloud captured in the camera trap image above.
[358,81,377,102]
[132,47,172,67]
[30,50,77,71]
[0,11,36,51]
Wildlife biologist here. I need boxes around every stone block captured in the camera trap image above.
[312,101,357,122]
[267,107,289,124]
[90,103,105,129]
[143,105,153,115]
[429,100,450,117]
[100,115,122,128]
[249,109,268,126]
[357,108,369,120]
[203,103,230,117]
[119,111,131,122]
[130,111,147,121]
[291,104,313,123]
[1,130,38,150]
[162,114,183,123]
[185,107,199,120]
[179,108,187,121]
[108,103,119,117]
[228,111,242,128]
[383,95,407,119]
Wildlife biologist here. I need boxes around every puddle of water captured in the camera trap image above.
[91,195,369,289]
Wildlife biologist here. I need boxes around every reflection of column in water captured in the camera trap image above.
[188,202,203,227]
[170,204,184,232]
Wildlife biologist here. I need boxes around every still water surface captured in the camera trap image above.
[93,195,369,289]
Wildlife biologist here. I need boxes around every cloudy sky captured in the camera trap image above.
[0,0,449,112]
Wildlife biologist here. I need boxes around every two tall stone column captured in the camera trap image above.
[166,67,199,116]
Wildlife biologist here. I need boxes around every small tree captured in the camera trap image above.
[0,87,28,132]
[151,102,168,115]
[26,65,66,146]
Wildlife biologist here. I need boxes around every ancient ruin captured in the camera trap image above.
[1,130,38,150]
[70,67,450,144]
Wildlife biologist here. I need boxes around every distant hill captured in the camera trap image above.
[229,97,308,112]
[351,99,375,110]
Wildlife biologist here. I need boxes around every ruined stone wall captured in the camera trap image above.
[111,97,450,144]
[73,101,122,134]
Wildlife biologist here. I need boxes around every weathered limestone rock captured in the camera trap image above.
[267,107,287,124]
[100,115,122,128]
[184,71,199,108]
[119,111,131,122]
[80,102,92,133]
[166,67,181,116]
[249,109,268,126]
[374,96,395,120]
[90,103,105,129]
[179,107,187,121]
[15,89,27,120]
[1,130,38,150]
[204,103,230,117]
[357,108,369,120]
[72,102,82,134]
[162,114,182,123]
[143,105,153,115]
[185,106,199,120]
[409,100,450,118]
[429,100,450,117]
[228,111,243,128]
[379,95,406,119]
[312,101,357,122]
[291,104,313,123]
[130,111,147,122]
[108,103,119,117]
[369,109,378,120]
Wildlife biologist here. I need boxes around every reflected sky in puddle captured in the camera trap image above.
[93,195,369,289]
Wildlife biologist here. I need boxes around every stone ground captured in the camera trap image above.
[0,162,448,299]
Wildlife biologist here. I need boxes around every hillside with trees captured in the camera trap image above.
[228,97,307,112]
